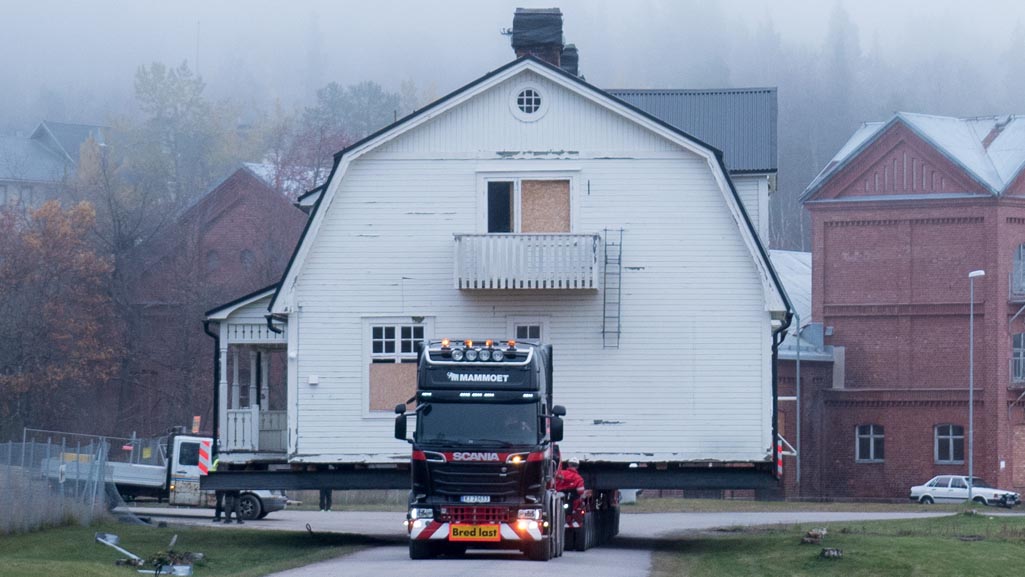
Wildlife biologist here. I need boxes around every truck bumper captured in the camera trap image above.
[408,520,543,543]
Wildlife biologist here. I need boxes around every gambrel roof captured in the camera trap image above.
[803,112,1025,200]
[607,88,777,174]
[271,56,792,322]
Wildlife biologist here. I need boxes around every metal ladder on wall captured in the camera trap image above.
[602,228,623,348]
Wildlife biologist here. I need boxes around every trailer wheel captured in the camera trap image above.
[574,525,587,552]
[409,540,437,560]
[238,493,262,520]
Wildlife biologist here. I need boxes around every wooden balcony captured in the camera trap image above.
[454,233,601,290]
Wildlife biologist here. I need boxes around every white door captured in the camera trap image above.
[948,476,969,502]
[169,436,205,506]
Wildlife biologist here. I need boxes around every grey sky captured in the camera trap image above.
[4,0,1023,129]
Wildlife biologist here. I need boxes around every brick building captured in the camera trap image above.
[124,166,307,434]
[788,112,1025,499]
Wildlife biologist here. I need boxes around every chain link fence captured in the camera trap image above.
[0,429,153,534]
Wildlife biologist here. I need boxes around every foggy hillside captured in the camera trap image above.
[4,0,1025,248]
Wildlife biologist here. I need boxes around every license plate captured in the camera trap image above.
[460,495,491,503]
[449,524,501,542]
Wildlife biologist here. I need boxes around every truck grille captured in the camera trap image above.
[439,506,511,524]
[429,462,522,498]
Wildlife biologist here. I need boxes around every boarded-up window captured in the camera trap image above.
[520,180,570,233]
[369,363,417,411]
[369,323,424,411]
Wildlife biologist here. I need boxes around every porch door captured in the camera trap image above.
[520,180,570,233]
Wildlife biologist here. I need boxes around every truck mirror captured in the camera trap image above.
[552,405,567,417]
[394,414,407,441]
[395,403,406,414]
[550,416,564,443]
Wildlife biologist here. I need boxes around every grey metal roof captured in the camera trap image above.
[606,87,777,174]
[0,134,69,182]
[31,121,107,165]
[769,250,810,326]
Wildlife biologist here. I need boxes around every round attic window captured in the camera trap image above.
[510,84,548,122]
[517,89,541,113]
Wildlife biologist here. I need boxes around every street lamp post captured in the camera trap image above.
[968,269,985,503]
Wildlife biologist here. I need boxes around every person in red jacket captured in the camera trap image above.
[555,457,585,502]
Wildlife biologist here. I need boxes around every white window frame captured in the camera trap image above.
[934,424,965,465]
[855,424,884,463]
[476,172,578,235]
[506,316,550,343]
[508,82,550,122]
[1013,333,1025,383]
[1014,244,1025,295]
[361,316,433,417]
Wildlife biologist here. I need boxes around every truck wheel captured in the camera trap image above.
[525,536,553,561]
[239,494,263,520]
[409,540,437,560]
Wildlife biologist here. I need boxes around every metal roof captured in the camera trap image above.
[33,121,107,164]
[0,134,68,182]
[804,112,1025,199]
[769,250,810,326]
[606,88,777,174]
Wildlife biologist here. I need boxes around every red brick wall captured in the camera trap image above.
[797,119,1025,499]
[125,168,307,434]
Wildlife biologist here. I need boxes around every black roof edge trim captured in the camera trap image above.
[269,168,332,312]
[297,182,328,202]
[713,151,795,326]
[325,55,725,167]
[205,283,280,318]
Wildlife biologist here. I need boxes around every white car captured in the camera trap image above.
[910,475,1020,507]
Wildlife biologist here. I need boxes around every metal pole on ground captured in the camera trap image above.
[968,269,985,503]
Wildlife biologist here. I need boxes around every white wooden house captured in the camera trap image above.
[208,57,791,467]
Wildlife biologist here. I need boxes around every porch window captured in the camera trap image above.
[368,320,429,411]
[935,424,964,464]
[484,178,571,234]
[1013,333,1025,383]
[855,424,884,462]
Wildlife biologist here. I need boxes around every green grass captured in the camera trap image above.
[650,511,1025,577]
[0,519,374,577]
[624,497,965,513]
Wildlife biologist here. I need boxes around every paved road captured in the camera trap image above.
[124,506,953,576]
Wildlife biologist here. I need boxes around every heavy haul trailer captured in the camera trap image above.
[394,339,571,561]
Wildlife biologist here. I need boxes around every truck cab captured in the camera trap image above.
[395,339,566,560]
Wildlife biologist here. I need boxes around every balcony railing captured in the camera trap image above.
[454,233,600,290]
[224,409,287,453]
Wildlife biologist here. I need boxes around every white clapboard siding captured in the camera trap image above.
[732,174,770,241]
[285,67,775,464]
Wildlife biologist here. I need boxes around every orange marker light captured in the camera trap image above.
[485,339,493,348]
[465,339,473,348]
[508,340,516,348]
[441,338,450,348]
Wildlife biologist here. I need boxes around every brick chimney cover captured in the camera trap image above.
[512,8,563,48]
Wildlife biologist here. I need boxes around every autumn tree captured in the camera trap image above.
[0,201,122,438]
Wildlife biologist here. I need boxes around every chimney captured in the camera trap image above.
[560,44,579,76]
[510,8,564,67]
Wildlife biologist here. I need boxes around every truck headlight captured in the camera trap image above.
[465,349,479,361]
[410,507,433,519]
[517,508,542,520]
[452,349,465,361]
[492,350,505,362]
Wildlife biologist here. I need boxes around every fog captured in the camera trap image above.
[4,0,1025,247]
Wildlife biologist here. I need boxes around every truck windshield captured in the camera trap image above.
[417,402,539,447]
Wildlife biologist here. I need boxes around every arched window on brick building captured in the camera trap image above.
[855,424,884,462]
[935,424,964,464]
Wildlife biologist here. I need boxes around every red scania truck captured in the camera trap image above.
[394,339,615,560]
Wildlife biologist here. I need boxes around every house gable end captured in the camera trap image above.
[807,121,994,203]
[270,58,789,318]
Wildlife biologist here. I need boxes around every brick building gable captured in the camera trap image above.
[807,122,988,201]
